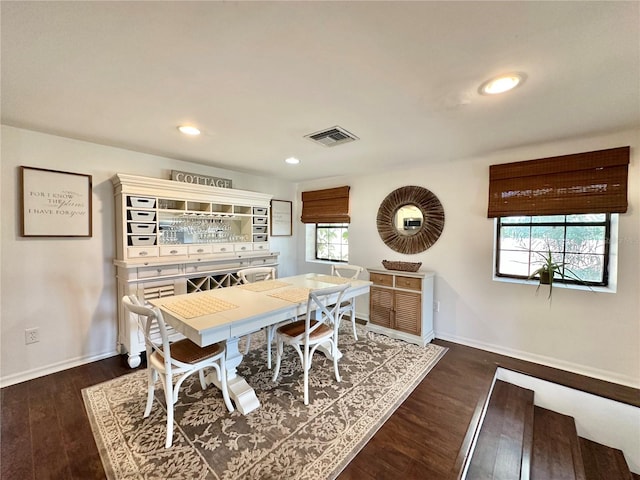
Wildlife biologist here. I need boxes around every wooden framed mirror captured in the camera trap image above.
[376,185,445,254]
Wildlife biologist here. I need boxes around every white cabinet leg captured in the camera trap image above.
[127,354,141,368]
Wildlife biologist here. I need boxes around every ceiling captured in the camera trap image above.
[2,1,639,182]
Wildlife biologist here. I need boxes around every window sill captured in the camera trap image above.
[493,276,616,294]
[305,259,345,266]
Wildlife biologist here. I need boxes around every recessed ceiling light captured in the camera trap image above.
[479,72,527,95]
[284,157,300,165]
[177,125,201,136]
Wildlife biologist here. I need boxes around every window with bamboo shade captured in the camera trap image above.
[489,146,629,288]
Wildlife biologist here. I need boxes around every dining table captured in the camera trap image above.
[149,272,372,414]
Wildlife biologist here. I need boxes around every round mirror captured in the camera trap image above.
[394,205,423,236]
[376,186,445,254]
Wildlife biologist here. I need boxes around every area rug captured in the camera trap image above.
[83,326,447,480]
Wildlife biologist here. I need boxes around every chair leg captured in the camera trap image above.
[272,338,283,382]
[163,373,174,448]
[266,326,274,369]
[198,369,207,390]
[351,304,358,340]
[303,348,310,405]
[333,340,341,383]
[144,368,156,418]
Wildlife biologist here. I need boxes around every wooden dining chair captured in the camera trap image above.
[237,266,279,368]
[272,283,350,405]
[122,295,234,448]
[331,264,364,340]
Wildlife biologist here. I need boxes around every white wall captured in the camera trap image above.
[0,125,298,385]
[297,129,640,388]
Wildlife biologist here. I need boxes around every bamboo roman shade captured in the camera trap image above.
[487,146,630,218]
[301,186,350,223]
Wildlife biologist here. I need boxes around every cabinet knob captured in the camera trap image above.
[170,250,178,254]
[197,249,204,253]
[221,248,227,252]
[139,251,148,256]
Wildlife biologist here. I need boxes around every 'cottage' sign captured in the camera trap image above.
[171,170,232,188]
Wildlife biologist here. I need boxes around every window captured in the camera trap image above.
[315,223,349,262]
[496,214,610,286]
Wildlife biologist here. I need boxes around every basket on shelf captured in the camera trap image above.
[381,260,422,272]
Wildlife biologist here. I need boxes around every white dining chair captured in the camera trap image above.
[331,264,364,340]
[272,283,350,405]
[122,295,234,448]
[237,266,280,368]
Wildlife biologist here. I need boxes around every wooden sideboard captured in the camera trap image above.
[366,267,435,346]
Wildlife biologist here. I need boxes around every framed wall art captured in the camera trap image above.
[270,199,292,236]
[20,166,93,237]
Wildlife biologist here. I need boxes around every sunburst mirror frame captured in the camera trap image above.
[376,185,445,254]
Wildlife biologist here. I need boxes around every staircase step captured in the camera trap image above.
[531,406,586,480]
[467,379,535,479]
[579,437,633,480]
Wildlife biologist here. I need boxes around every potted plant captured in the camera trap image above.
[528,248,589,300]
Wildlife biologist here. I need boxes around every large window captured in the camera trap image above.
[315,223,349,262]
[496,214,610,286]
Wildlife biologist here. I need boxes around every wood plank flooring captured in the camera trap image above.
[1,339,638,480]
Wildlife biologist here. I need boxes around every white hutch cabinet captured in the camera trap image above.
[366,267,435,346]
[112,174,278,367]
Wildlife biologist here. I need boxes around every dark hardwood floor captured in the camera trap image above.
[2,339,638,480]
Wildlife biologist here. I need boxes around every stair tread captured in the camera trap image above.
[467,380,535,480]
[579,437,633,480]
[531,406,586,480]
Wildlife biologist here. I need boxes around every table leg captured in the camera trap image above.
[206,336,261,415]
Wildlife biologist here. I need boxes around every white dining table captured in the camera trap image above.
[149,273,372,414]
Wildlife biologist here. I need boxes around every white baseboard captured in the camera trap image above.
[435,331,639,389]
[0,350,120,388]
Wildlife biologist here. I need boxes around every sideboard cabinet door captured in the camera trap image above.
[370,286,394,329]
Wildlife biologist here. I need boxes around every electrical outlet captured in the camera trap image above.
[25,327,39,344]
[433,301,440,313]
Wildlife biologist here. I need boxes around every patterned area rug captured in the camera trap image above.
[83,326,446,480]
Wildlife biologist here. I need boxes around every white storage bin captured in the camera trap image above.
[253,207,268,216]
[130,236,156,246]
[253,234,267,242]
[129,196,156,208]
[130,210,156,222]
[252,225,267,234]
[129,223,156,234]
[254,217,268,225]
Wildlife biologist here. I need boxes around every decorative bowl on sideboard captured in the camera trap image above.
[381,260,422,272]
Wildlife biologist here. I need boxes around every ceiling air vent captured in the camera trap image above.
[304,126,359,147]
